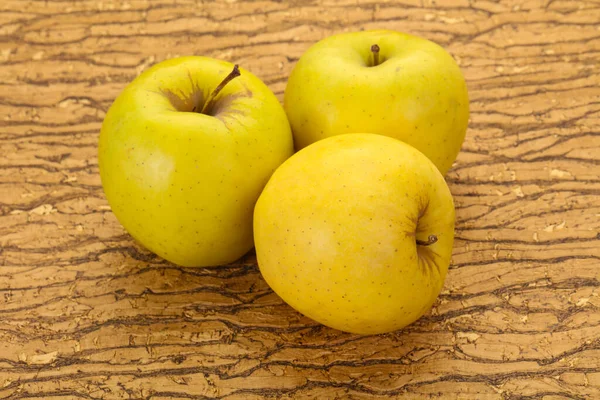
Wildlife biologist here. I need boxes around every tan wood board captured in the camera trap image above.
[1,0,599,398]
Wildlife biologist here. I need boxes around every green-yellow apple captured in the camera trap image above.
[253,134,455,334]
[284,29,469,175]
[99,56,293,267]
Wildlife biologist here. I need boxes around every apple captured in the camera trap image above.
[253,134,455,334]
[284,29,469,175]
[99,56,293,267]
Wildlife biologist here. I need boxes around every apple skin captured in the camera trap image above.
[284,29,469,175]
[253,134,455,335]
[99,56,293,267]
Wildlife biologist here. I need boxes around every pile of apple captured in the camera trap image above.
[99,30,469,335]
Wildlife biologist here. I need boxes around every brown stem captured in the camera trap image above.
[200,64,241,114]
[371,44,380,66]
[416,235,438,246]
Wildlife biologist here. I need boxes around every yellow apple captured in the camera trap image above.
[284,29,469,175]
[254,134,455,334]
[99,56,293,267]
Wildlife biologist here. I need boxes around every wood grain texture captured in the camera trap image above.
[1,0,599,398]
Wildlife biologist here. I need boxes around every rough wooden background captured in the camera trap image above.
[1,0,599,399]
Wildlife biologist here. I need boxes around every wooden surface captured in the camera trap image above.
[1,0,599,399]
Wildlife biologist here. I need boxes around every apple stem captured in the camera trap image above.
[200,64,241,114]
[416,235,438,246]
[371,44,380,66]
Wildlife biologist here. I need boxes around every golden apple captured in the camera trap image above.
[254,134,455,334]
[284,29,469,175]
[99,56,293,267]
